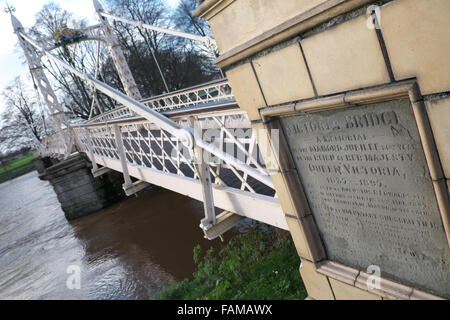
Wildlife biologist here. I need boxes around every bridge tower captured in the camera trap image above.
[10,13,75,156]
[93,0,142,100]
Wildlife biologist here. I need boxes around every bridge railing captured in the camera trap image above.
[87,78,234,124]
[18,28,288,230]
[68,107,287,230]
[74,108,273,195]
[41,128,71,159]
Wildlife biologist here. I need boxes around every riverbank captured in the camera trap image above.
[156,228,307,300]
[0,154,35,184]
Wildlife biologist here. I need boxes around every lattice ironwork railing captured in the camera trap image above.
[40,129,70,158]
[87,78,234,124]
[144,79,233,112]
[73,109,275,197]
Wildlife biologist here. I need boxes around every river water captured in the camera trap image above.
[0,171,227,300]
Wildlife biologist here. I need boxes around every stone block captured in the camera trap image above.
[251,122,280,172]
[381,0,450,95]
[270,169,315,220]
[355,271,413,300]
[410,289,444,300]
[43,153,126,221]
[299,259,335,300]
[329,278,382,300]
[425,98,450,177]
[301,14,390,95]
[317,261,359,285]
[253,43,315,105]
[285,215,325,262]
[205,0,327,53]
[265,118,297,172]
[225,63,266,120]
[52,174,100,195]
[270,171,297,217]
[285,216,311,260]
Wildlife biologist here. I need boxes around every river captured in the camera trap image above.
[0,171,228,299]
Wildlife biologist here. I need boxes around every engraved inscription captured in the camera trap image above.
[281,99,450,296]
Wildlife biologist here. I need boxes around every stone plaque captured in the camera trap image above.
[280,99,450,296]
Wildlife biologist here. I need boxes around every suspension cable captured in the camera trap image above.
[88,40,103,119]
[137,25,169,93]
[29,68,48,139]
[99,11,213,44]
[99,10,222,90]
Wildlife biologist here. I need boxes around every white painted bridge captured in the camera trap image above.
[9,0,287,239]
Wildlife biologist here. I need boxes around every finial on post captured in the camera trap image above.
[3,2,15,14]
[4,3,22,32]
[93,0,104,12]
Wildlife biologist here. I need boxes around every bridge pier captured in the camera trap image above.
[39,153,127,220]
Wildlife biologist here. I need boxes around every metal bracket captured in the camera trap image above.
[123,180,150,196]
[201,211,245,241]
[91,166,111,178]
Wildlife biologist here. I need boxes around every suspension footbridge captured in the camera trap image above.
[8,0,287,240]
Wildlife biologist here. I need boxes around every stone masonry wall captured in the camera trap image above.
[196,0,450,300]
[40,153,126,220]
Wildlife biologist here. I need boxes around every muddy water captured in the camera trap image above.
[0,171,226,300]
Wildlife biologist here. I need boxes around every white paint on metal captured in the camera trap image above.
[93,154,288,230]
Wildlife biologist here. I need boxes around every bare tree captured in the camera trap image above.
[29,2,118,120]
[13,0,221,122]
[0,77,44,150]
[105,0,221,95]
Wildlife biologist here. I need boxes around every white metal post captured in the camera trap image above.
[10,13,78,157]
[93,0,142,101]
[113,124,132,187]
[190,116,216,229]
[86,129,99,172]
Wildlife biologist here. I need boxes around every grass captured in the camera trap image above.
[155,227,307,300]
[0,154,35,183]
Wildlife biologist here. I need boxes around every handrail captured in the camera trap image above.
[72,101,243,129]
[140,78,229,103]
[88,77,231,123]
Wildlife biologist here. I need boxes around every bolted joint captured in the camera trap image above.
[200,218,213,231]
[176,127,195,150]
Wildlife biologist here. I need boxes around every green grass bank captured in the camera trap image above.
[0,154,35,184]
[156,227,307,300]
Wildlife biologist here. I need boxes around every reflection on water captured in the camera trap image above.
[0,171,225,299]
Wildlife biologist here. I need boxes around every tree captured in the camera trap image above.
[172,0,221,71]
[104,0,221,95]
[15,0,221,121]
[0,77,45,155]
[29,2,118,120]
[173,0,210,37]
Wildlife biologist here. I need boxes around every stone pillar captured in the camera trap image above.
[33,156,54,176]
[195,0,450,300]
[40,153,126,220]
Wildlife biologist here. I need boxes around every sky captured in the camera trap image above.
[0,0,179,113]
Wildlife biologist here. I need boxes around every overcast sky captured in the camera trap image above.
[0,0,179,113]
